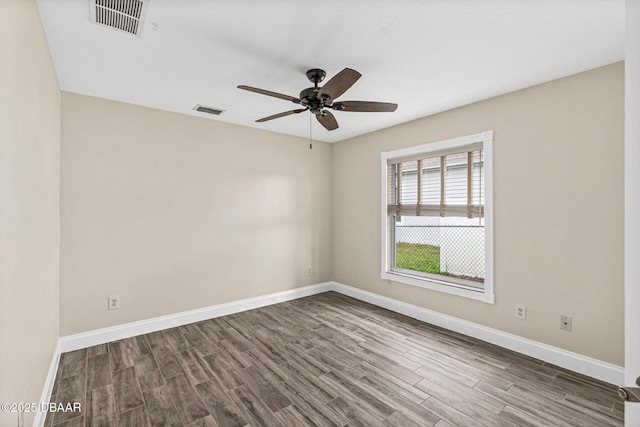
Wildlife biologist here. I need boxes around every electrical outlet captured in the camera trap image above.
[515,304,526,320]
[108,295,120,310]
[307,266,312,276]
[560,315,572,331]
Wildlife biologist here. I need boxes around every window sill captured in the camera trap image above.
[382,270,495,303]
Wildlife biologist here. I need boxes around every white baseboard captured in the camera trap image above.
[33,340,62,427]
[329,281,624,385]
[52,279,622,401]
[59,282,333,353]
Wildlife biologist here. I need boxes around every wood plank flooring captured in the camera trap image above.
[45,292,623,426]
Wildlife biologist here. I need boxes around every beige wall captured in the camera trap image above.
[60,93,332,335]
[0,0,61,425]
[332,62,624,366]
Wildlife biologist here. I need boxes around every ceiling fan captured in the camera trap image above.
[237,68,397,131]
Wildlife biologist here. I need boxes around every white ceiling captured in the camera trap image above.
[37,0,625,143]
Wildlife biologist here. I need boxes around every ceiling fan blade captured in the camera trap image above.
[256,108,308,122]
[237,85,300,104]
[316,111,339,131]
[317,68,361,101]
[336,101,398,112]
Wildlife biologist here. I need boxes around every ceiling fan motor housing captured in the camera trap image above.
[299,87,325,114]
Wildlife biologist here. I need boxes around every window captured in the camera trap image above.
[381,131,494,303]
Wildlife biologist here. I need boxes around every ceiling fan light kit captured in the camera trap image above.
[238,68,398,131]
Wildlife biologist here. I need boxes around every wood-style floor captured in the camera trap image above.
[45,291,623,427]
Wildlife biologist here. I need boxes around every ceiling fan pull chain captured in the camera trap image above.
[309,112,313,150]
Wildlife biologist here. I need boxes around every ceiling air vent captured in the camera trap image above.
[90,0,150,37]
[194,105,225,116]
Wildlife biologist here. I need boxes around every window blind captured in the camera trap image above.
[387,148,484,218]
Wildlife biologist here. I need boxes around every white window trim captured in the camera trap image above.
[380,131,494,304]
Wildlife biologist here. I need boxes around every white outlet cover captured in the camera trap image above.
[108,296,120,310]
[560,315,572,331]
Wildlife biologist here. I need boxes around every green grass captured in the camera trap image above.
[395,242,484,282]
[395,242,441,274]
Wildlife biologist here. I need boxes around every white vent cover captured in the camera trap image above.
[194,105,225,116]
[90,0,150,37]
